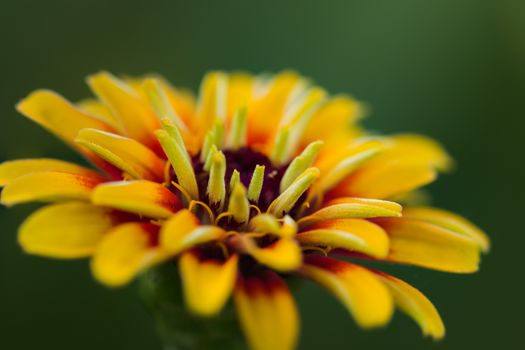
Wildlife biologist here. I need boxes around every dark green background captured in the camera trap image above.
[1,0,523,349]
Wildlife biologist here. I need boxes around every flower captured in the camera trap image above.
[0,71,489,350]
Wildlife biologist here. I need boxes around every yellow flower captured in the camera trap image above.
[0,71,489,350]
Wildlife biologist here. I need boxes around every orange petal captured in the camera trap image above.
[1,172,101,206]
[234,271,299,350]
[0,158,105,187]
[92,180,180,219]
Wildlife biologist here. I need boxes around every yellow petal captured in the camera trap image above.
[402,207,490,253]
[91,222,165,287]
[336,159,437,199]
[373,271,445,339]
[76,128,165,181]
[18,202,117,259]
[297,219,390,258]
[157,80,197,131]
[302,95,363,145]
[226,72,254,120]
[77,98,121,130]
[377,218,481,273]
[234,271,299,350]
[138,76,197,139]
[0,159,104,187]
[16,90,114,150]
[248,71,305,145]
[1,172,100,206]
[179,251,238,317]
[196,71,228,137]
[87,72,160,149]
[236,236,302,272]
[392,134,453,171]
[159,210,225,254]
[298,197,402,227]
[92,180,180,219]
[315,144,381,193]
[300,255,393,328]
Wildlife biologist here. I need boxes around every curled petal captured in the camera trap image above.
[300,255,393,328]
[298,219,389,258]
[299,197,402,227]
[373,271,445,339]
[234,270,299,350]
[18,202,117,259]
[92,180,180,219]
[76,128,165,181]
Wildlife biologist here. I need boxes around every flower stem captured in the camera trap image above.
[139,262,245,350]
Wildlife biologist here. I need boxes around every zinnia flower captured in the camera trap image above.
[0,71,489,350]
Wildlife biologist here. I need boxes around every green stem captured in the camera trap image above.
[139,262,245,350]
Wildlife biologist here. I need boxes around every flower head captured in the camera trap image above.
[1,71,489,350]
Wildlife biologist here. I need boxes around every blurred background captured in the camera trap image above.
[1,0,523,349]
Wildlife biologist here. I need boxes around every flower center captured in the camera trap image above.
[191,147,287,212]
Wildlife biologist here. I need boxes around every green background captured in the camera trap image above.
[1,0,523,349]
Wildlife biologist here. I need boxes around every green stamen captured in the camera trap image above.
[270,127,290,165]
[228,183,250,224]
[229,170,241,193]
[200,120,224,162]
[247,165,265,202]
[204,145,218,172]
[280,140,323,193]
[227,107,248,149]
[267,167,320,217]
[155,123,199,200]
[207,151,226,209]
[143,79,187,132]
